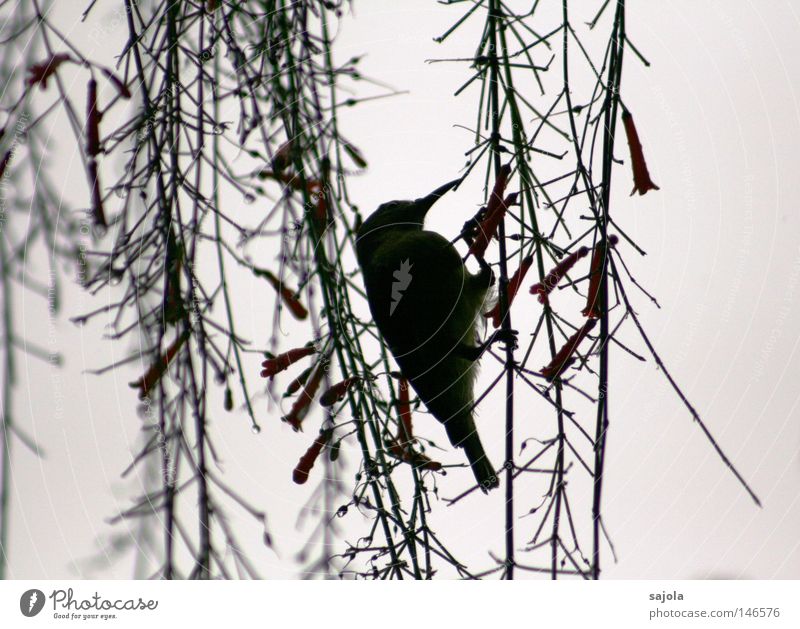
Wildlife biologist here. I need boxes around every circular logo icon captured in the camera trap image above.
[20,589,45,617]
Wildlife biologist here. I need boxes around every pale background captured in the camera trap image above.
[4,0,800,578]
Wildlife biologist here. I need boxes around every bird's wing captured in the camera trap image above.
[363,230,477,353]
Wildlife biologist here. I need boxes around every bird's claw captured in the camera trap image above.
[477,257,495,287]
[491,328,518,350]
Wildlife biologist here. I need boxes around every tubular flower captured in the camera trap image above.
[271,140,294,174]
[468,192,517,260]
[26,53,72,90]
[343,143,368,169]
[282,363,325,431]
[530,247,589,305]
[386,441,442,471]
[582,235,619,318]
[385,378,442,471]
[622,111,660,196]
[129,331,190,399]
[319,376,360,407]
[541,319,597,382]
[260,345,316,378]
[485,255,534,327]
[86,79,101,157]
[262,269,308,320]
[293,431,331,484]
[468,163,514,259]
[284,366,312,396]
[88,159,107,228]
[307,180,329,226]
[396,378,413,445]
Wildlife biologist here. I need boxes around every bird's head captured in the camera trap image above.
[356,179,459,259]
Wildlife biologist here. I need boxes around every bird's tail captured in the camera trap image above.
[448,418,499,492]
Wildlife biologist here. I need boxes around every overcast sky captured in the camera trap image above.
[5,0,800,579]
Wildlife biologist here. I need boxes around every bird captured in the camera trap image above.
[355,179,514,491]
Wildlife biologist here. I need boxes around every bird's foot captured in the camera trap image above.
[456,329,518,361]
[476,256,495,287]
[489,328,518,351]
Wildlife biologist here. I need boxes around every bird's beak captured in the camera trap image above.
[415,178,461,215]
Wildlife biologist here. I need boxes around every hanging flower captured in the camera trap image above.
[484,255,533,327]
[282,363,325,431]
[26,53,73,90]
[284,366,312,396]
[88,159,107,228]
[319,376,360,407]
[271,140,294,174]
[396,378,413,445]
[129,331,190,399]
[163,226,185,325]
[530,247,589,305]
[260,345,316,378]
[468,163,514,260]
[386,441,442,471]
[622,111,660,196]
[343,142,368,169]
[86,79,101,157]
[582,235,618,318]
[541,319,596,382]
[385,378,442,471]
[307,180,329,226]
[262,269,308,320]
[292,431,331,484]
[468,192,517,260]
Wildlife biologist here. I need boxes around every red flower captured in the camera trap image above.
[541,320,596,381]
[88,159,107,228]
[271,140,294,174]
[307,180,329,226]
[86,79,101,157]
[284,366,312,396]
[319,376,360,407]
[386,441,442,471]
[282,363,324,431]
[468,164,514,260]
[530,247,589,305]
[385,378,442,471]
[293,431,331,484]
[26,53,72,90]
[582,235,618,318]
[485,255,534,327]
[622,111,660,196]
[262,270,308,320]
[129,331,190,399]
[397,378,413,445]
[260,345,316,378]
[343,143,368,169]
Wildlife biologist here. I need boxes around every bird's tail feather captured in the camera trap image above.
[459,430,499,492]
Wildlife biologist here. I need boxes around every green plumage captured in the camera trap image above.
[356,184,499,491]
